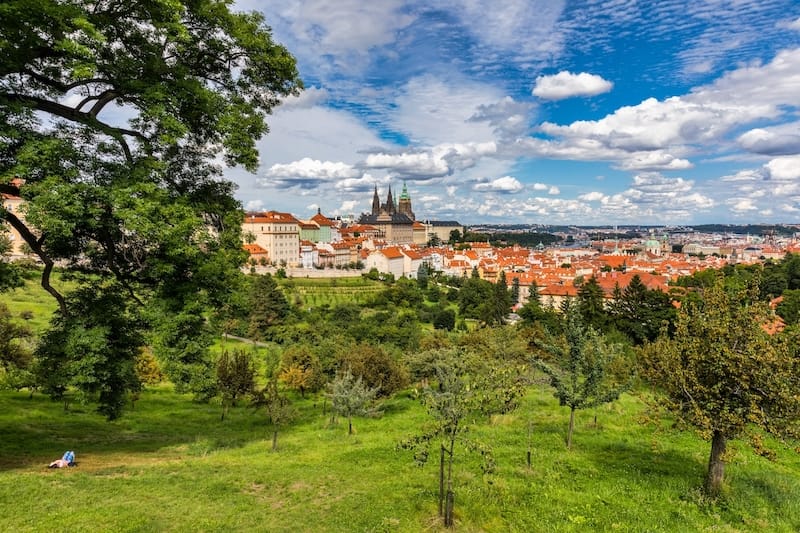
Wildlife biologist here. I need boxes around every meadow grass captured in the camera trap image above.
[1,385,798,532]
[0,274,67,334]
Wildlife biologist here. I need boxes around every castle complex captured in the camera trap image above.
[358,183,416,243]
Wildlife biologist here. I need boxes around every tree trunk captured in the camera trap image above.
[348,417,353,435]
[705,430,726,497]
[444,488,454,527]
[527,421,533,469]
[439,445,445,517]
[566,406,576,450]
[272,429,278,451]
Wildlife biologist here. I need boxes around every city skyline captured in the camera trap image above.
[230,1,800,226]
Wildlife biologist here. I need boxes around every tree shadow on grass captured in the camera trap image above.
[0,388,271,472]
[586,439,703,484]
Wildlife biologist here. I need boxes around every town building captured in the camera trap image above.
[243,211,301,267]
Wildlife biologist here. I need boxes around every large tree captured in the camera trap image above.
[0,0,301,415]
[641,280,800,496]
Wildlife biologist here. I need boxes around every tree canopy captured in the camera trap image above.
[0,0,301,416]
[641,279,800,496]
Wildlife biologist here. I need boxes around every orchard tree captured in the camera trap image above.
[252,355,295,451]
[400,348,524,527]
[1,0,301,414]
[534,304,629,449]
[326,368,380,435]
[640,279,800,497]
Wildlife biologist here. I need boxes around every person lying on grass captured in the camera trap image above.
[48,451,75,468]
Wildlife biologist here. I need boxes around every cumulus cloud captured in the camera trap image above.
[533,71,614,100]
[264,158,360,180]
[737,128,800,155]
[728,198,759,212]
[245,199,265,211]
[260,158,361,189]
[578,174,713,216]
[473,176,524,193]
[766,155,800,180]
[363,142,497,179]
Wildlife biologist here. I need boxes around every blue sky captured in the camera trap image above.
[230,0,800,225]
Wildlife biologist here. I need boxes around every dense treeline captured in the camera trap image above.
[461,231,562,247]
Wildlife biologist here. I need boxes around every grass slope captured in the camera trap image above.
[1,385,798,532]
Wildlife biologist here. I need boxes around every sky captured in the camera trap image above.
[230,0,800,226]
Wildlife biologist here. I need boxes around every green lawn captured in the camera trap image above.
[0,275,66,334]
[1,385,798,532]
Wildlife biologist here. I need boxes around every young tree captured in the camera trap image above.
[1,0,300,416]
[327,368,380,435]
[216,349,256,421]
[252,358,296,451]
[640,279,800,497]
[400,348,524,527]
[534,304,629,449]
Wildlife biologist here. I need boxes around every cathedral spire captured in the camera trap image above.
[386,187,394,214]
[372,183,380,215]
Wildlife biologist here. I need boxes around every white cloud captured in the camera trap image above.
[729,198,759,212]
[469,96,536,138]
[363,142,497,179]
[532,183,548,190]
[264,158,360,180]
[518,49,800,171]
[548,186,560,195]
[765,155,800,180]
[245,199,265,211]
[473,176,524,193]
[533,71,614,100]
[737,127,800,156]
[278,86,329,110]
[578,191,606,202]
[264,0,415,72]
[777,17,800,31]
[438,0,566,59]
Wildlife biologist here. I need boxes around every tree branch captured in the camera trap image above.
[3,92,144,163]
[1,211,67,315]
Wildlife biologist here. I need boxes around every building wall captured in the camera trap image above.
[243,212,300,267]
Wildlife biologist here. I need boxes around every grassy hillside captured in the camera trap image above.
[0,274,66,334]
[1,384,798,532]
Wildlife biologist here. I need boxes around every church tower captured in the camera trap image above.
[398,181,414,221]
